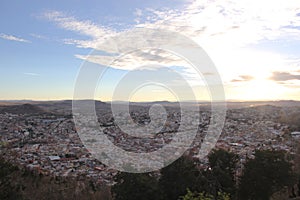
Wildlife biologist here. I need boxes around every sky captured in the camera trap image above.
[1,0,300,101]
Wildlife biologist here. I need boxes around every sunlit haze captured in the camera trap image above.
[1,0,300,101]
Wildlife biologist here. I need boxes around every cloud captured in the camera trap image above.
[23,72,40,76]
[134,8,143,24]
[43,11,114,38]
[64,38,103,49]
[42,5,300,88]
[30,33,48,40]
[38,3,300,100]
[137,0,300,45]
[135,9,143,17]
[43,11,116,49]
[231,75,254,82]
[133,0,300,89]
[0,33,30,43]
[43,2,300,55]
[270,71,300,82]
[76,47,211,87]
[75,48,185,70]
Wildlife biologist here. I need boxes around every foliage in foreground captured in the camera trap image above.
[180,189,230,200]
[112,149,297,200]
[112,172,159,200]
[238,150,296,200]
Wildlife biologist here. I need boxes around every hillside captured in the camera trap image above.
[0,104,49,115]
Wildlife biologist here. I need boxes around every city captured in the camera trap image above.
[0,100,300,199]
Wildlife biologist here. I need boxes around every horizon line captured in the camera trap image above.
[0,99,299,103]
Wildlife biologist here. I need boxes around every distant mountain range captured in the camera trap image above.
[0,100,300,115]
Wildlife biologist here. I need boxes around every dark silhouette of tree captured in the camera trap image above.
[179,189,213,200]
[159,151,238,200]
[0,157,22,200]
[112,172,159,200]
[238,150,295,200]
[111,150,297,200]
[207,149,238,198]
[159,156,201,200]
[180,189,231,200]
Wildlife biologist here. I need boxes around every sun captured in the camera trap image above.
[227,79,286,101]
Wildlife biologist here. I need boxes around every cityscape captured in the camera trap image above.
[0,100,300,199]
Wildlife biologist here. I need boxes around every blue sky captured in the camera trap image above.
[1,0,300,101]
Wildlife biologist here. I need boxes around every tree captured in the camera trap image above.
[179,189,213,200]
[208,149,238,177]
[207,149,238,198]
[0,157,22,200]
[238,150,295,200]
[159,156,201,200]
[180,189,231,200]
[112,172,159,200]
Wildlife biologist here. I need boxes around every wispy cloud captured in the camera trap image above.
[23,72,40,76]
[30,33,48,40]
[75,48,209,87]
[43,10,113,38]
[43,10,116,49]
[231,75,254,82]
[75,49,185,70]
[134,8,143,24]
[134,0,300,86]
[136,0,300,46]
[270,71,300,82]
[0,33,30,43]
[42,4,300,91]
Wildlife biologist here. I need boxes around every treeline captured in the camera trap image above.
[112,149,298,200]
[1,149,298,200]
[278,108,300,131]
[0,157,111,200]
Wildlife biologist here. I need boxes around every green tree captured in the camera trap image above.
[238,150,295,200]
[179,189,213,200]
[112,172,159,200]
[159,156,201,200]
[207,149,238,197]
[180,189,231,200]
[0,157,22,200]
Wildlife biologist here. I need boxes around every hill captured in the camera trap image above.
[0,104,48,115]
